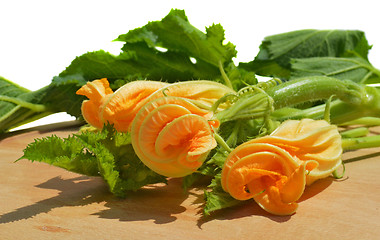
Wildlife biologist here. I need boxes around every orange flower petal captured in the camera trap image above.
[101,80,169,132]
[253,119,343,184]
[80,100,103,129]
[76,78,113,128]
[221,143,299,195]
[251,184,299,216]
[142,80,235,110]
[222,147,296,201]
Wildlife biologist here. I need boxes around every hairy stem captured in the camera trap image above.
[267,77,380,124]
[342,135,380,151]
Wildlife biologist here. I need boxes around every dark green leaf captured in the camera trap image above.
[58,50,143,83]
[240,29,371,79]
[116,9,237,68]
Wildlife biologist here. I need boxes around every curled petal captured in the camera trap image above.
[251,161,316,215]
[221,143,300,199]
[131,96,217,177]
[101,80,169,132]
[253,119,343,184]
[143,80,236,110]
[76,78,113,128]
[221,141,318,215]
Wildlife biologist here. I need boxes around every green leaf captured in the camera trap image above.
[240,29,371,79]
[58,10,238,85]
[19,125,167,198]
[41,75,87,117]
[203,173,242,215]
[116,9,237,68]
[290,56,380,83]
[58,50,144,83]
[0,76,51,133]
[18,134,99,176]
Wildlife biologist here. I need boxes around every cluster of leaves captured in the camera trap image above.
[19,124,166,198]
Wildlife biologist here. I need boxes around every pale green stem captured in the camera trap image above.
[340,127,369,138]
[214,132,232,153]
[332,163,345,179]
[342,135,380,151]
[339,117,380,126]
[218,60,233,89]
[323,96,334,123]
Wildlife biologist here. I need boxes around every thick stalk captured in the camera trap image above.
[267,77,380,124]
[266,76,365,109]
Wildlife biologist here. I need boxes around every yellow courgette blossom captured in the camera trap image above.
[221,119,342,215]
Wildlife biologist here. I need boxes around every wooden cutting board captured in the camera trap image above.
[1,121,379,240]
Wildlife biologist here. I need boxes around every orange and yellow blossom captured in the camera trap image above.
[131,96,219,177]
[221,119,342,215]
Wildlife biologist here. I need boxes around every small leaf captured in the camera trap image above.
[203,174,242,215]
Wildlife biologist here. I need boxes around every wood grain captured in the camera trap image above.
[0,122,379,240]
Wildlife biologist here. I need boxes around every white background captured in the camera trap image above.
[1,0,380,130]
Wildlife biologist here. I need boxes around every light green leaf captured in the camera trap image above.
[18,134,99,176]
[240,29,371,79]
[203,173,242,215]
[290,56,380,83]
[19,125,167,198]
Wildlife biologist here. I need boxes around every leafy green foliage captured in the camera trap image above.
[19,125,167,198]
[240,29,372,79]
[59,9,239,86]
[290,56,380,83]
[116,9,236,69]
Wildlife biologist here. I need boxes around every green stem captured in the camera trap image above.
[218,60,233,89]
[340,127,369,138]
[214,132,232,153]
[267,77,380,124]
[266,76,365,109]
[214,92,273,122]
[339,117,380,126]
[342,135,380,151]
